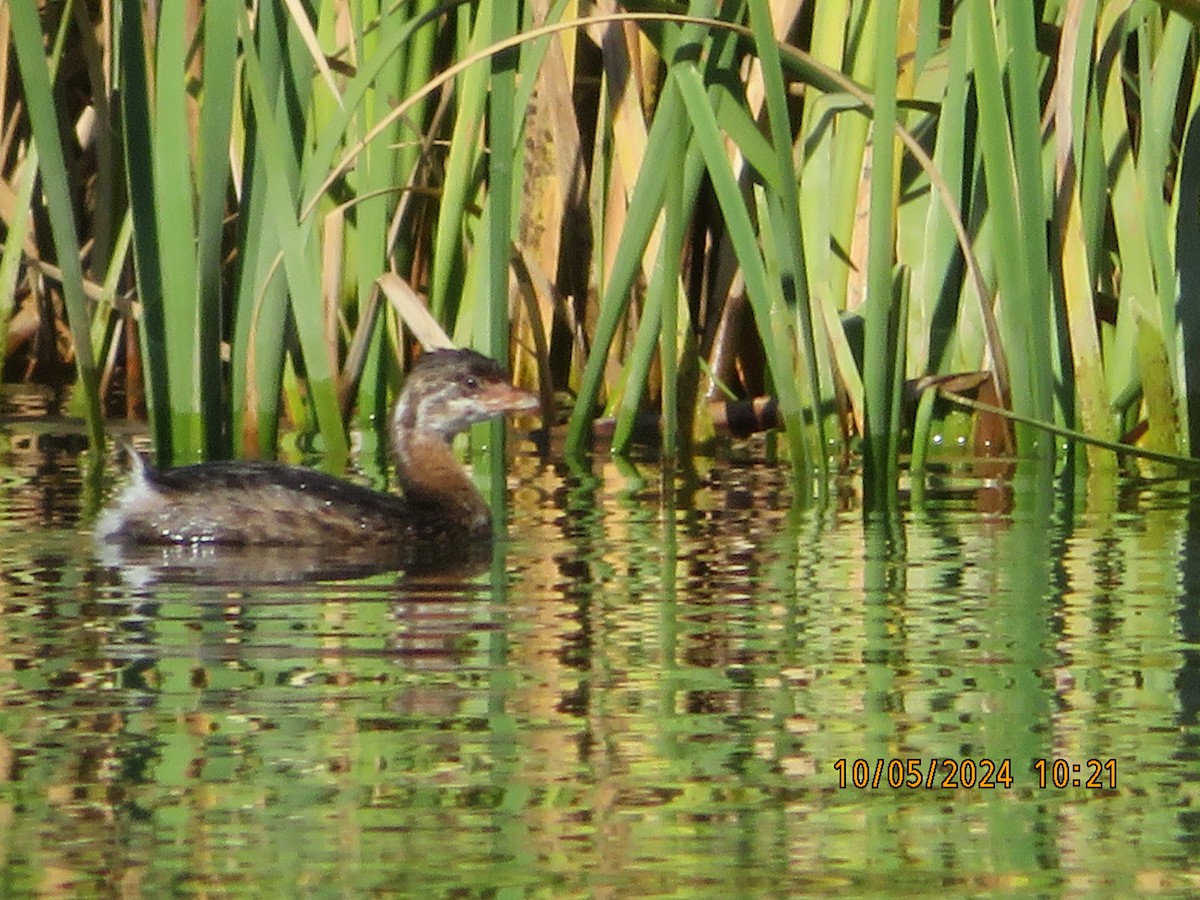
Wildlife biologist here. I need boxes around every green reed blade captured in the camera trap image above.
[712,97,775,183]
[1099,4,1159,410]
[486,0,518,361]
[609,90,689,457]
[88,211,133,361]
[428,1,491,322]
[346,0,402,431]
[611,275,663,457]
[829,4,874,332]
[658,111,690,459]
[861,0,899,503]
[747,0,827,480]
[675,64,808,473]
[968,0,1053,446]
[612,136,707,457]
[1004,2,1053,323]
[153,0,206,462]
[912,9,968,382]
[238,5,347,459]
[796,0,852,335]
[196,0,240,456]
[478,0,520,512]
[1055,0,1114,468]
[114,2,170,456]
[1143,14,1192,353]
[230,0,299,456]
[302,5,453,206]
[563,86,679,457]
[888,267,909,489]
[9,0,104,452]
[1136,315,1182,464]
[395,2,440,226]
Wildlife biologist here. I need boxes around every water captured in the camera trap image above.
[3,384,1200,896]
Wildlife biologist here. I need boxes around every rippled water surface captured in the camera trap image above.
[3,384,1200,896]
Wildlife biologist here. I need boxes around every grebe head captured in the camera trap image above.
[390,348,538,442]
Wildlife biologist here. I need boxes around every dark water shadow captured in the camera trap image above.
[92,536,492,589]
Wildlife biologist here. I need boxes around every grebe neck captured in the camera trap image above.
[392,430,490,531]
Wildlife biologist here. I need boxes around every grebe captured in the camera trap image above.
[97,349,539,548]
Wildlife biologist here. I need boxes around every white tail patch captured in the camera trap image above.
[94,444,162,541]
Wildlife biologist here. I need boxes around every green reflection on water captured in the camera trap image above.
[0,433,1199,894]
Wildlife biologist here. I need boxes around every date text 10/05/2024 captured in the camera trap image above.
[832,758,1117,790]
